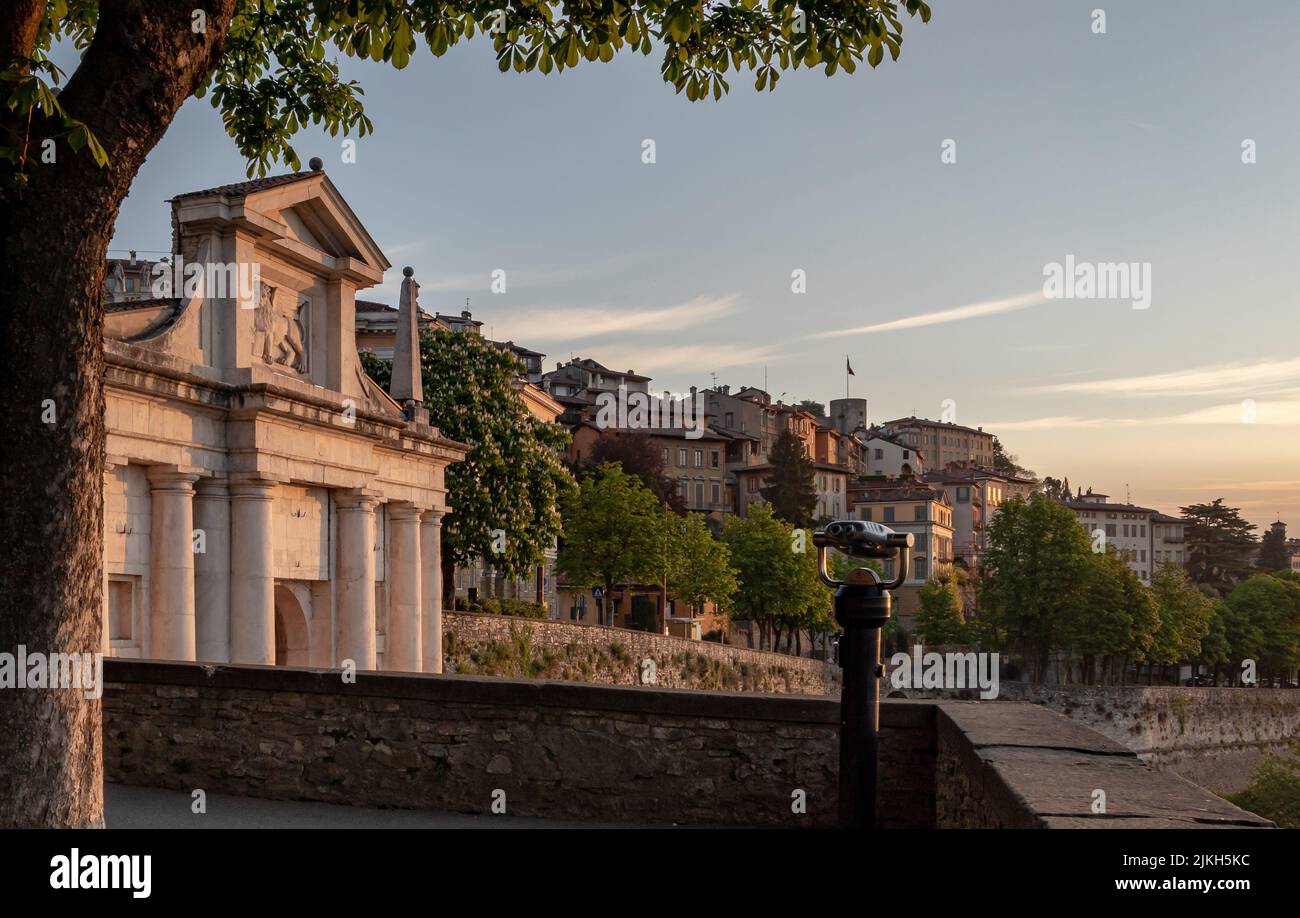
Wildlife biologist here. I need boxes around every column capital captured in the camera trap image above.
[229,478,277,500]
[387,501,423,522]
[336,489,380,512]
[421,508,446,525]
[194,476,230,498]
[146,465,201,490]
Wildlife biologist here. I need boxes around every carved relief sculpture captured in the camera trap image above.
[253,282,309,373]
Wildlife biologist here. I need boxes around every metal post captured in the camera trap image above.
[834,578,890,829]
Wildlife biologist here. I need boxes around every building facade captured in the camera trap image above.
[1064,492,1157,582]
[850,485,955,622]
[102,165,466,673]
[879,416,995,468]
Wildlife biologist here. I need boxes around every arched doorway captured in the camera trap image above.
[273,585,310,666]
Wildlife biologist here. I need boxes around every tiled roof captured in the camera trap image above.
[106,297,177,314]
[170,170,319,201]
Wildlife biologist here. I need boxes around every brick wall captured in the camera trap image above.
[443,611,837,696]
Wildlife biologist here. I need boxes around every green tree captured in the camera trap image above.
[913,575,967,646]
[1149,560,1215,679]
[1181,499,1258,596]
[557,462,662,625]
[1258,521,1290,572]
[0,0,935,825]
[665,511,737,622]
[363,331,574,601]
[722,505,825,653]
[978,493,1092,681]
[761,428,816,526]
[1062,550,1157,684]
[1223,574,1300,683]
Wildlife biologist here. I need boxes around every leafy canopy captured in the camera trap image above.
[361,329,574,579]
[11,1,933,179]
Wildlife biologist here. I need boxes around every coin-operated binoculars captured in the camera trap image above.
[813,520,913,829]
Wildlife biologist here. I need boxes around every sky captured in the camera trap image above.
[96,0,1300,532]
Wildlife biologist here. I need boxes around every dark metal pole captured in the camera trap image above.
[834,580,890,829]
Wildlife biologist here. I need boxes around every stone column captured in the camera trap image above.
[193,478,231,662]
[229,480,276,664]
[420,509,445,674]
[387,503,422,673]
[101,459,122,656]
[336,490,378,670]
[146,466,200,661]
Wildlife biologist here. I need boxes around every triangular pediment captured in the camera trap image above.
[171,169,390,285]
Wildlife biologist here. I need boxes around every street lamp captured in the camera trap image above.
[813,520,913,829]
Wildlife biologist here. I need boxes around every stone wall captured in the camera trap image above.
[941,683,1300,793]
[934,702,1272,828]
[442,611,837,696]
[101,660,1269,828]
[103,659,915,827]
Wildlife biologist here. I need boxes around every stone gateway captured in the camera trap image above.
[102,164,466,674]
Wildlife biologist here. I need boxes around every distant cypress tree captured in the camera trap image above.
[761,429,817,527]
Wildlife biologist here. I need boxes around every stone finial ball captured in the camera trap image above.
[403,266,414,278]
[308,157,324,172]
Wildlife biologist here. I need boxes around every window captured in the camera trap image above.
[914,557,927,580]
[711,481,720,506]
[875,449,884,460]
[914,505,926,521]
[1106,524,1116,538]
[725,412,734,428]
[107,577,134,641]
[678,448,688,467]
[694,449,704,467]
[710,450,720,469]
[695,482,704,507]
[902,450,909,459]
[860,507,873,521]
[883,507,895,523]
[1140,525,1146,537]
[662,447,669,465]
[956,486,970,502]
[747,477,758,493]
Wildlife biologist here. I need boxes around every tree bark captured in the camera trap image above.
[0,0,235,827]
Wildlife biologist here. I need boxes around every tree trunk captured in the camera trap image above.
[0,0,235,827]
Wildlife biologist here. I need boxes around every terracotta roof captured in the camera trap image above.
[106,297,177,314]
[170,170,319,201]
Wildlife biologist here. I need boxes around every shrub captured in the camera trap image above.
[1224,740,1300,828]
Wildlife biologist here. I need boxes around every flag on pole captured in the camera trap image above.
[846,357,856,376]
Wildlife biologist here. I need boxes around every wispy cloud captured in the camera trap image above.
[988,398,1300,431]
[491,294,741,344]
[592,342,792,376]
[809,289,1047,338]
[1037,358,1300,398]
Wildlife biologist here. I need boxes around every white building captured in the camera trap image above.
[1064,492,1157,582]
[102,163,465,672]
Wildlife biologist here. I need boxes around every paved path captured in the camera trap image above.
[105,783,607,829]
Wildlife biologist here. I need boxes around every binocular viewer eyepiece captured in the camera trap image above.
[813,519,913,559]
